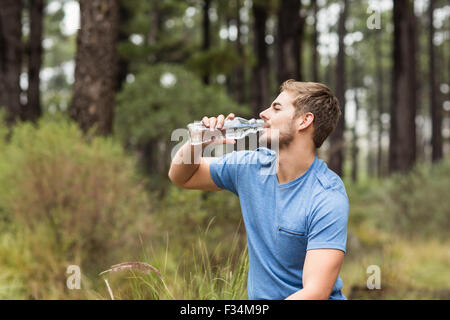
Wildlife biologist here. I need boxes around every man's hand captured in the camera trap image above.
[200,113,236,144]
[168,113,236,190]
[285,249,344,300]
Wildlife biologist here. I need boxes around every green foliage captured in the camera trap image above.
[341,237,450,299]
[0,114,153,298]
[97,236,249,300]
[114,63,250,148]
[94,186,248,300]
[117,0,194,70]
[382,158,450,238]
[341,158,450,299]
[157,186,244,249]
[0,109,7,148]
[346,157,450,245]
[186,45,242,79]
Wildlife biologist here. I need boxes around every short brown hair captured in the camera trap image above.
[280,80,341,148]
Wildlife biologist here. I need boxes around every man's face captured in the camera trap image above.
[259,91,298,150]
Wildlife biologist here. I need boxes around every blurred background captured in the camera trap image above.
[0,0,448,299]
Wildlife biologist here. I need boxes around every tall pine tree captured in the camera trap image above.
[389,0,417,173]
[70,0,120,136]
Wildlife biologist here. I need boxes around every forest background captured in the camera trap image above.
[0,0,448,299]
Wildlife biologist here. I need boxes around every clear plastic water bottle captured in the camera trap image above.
[188,117,264,145]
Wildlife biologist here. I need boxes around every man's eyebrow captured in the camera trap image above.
[272,102,282,107]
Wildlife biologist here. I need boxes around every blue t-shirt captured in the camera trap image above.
[209,147,349,300]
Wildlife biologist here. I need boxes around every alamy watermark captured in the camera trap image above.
[366,265,381,290]
[367,5,381,30]
[66,265,81,290]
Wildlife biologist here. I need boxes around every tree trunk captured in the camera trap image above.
[389,0,417,173]
[70,0,120,136]
[428,0,443,163]
[328,0,348,177]
[311,0,319,82]
[367,102,377,177]
[276,0,303,83]
[140,139,158,175]
[202,0,211,85]
[375,28,384,177]
[116,2,131,92]
[351,57,360,183]
[234,0,245,104]
[0,0,23,125]
[235,0,246,104]
[251,2,270,118]
[147,0,163,64]
[24,0,43,123]
[352,89,359,183]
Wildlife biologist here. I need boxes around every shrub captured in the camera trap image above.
[347,158,450,242]
[0,113,153,298]
[155,185,245,257]
[114,64,250,180]
[382,158,450,238]
[114,63,249,149]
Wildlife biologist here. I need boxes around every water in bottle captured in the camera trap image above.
[188,117,264,145]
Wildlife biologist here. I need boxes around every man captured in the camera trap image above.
[168,80,349,300]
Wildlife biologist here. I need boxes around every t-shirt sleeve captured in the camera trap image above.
[306,190,349,253]
[209,151,246,196]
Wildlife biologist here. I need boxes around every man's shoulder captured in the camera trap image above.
[214,147,275,166]
[308,168,349,220]
[311,159,348,201]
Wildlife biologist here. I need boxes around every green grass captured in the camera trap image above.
[341,236,450,299]
[93,222,249,300]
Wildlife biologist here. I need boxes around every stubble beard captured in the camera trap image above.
[259,122,295,151]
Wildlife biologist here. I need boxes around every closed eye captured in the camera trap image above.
[272,102,282,111]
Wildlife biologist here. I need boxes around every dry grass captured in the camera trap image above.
[341,235,450,299]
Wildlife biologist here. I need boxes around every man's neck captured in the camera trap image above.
[275,140,316,185]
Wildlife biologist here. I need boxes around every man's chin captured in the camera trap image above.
[258,135,273,149]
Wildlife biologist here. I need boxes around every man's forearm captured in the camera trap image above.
[168,142,202,186]
[285,287,330,300]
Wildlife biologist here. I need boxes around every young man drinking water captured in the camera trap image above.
[168,80,349,300]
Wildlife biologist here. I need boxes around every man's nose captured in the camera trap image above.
[259,108,270,120]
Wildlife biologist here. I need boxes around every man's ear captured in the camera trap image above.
[297,112,314,131]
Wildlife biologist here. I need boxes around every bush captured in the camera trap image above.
[347,158,450,243]
[114,64,251,181]
[0,113,153,298]
[382,158,450,238]
[153,185,245,258]
[115,64,249,148]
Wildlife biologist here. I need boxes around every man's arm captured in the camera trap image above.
[168,142,221,190]
[285,249,344,300]
[168,113,235,190]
